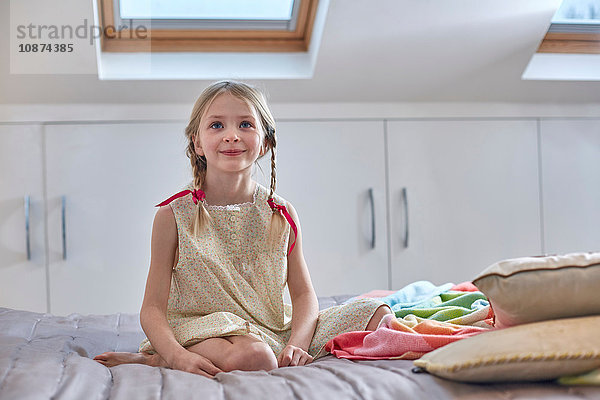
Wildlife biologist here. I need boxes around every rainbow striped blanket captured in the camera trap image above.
[326,281,494,360]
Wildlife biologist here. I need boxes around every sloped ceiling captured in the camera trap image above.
[1,0,600,104]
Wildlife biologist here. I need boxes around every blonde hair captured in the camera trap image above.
[184,80,285,242]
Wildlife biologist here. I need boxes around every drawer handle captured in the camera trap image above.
[401,187,409,248]
[24,196,31,260]
[368,188,376,249]
[61,196,67,260]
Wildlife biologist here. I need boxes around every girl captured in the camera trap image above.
[94,81,391,378]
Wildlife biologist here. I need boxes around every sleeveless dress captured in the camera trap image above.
[139,182,385,359]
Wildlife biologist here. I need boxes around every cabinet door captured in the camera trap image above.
[45,123,190,315]
[541,119,600,254]
[387,120,541,287]
[0,124,47,312]
[272,121,388,295]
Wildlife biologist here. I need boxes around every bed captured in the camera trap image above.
[1,295,599,400]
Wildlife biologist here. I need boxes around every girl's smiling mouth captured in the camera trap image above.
[220,149,246,156]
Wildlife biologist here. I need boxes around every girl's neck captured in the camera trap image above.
[202,171,256,206]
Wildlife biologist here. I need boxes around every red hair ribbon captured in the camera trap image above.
[155,188,206,207]
[267,198,298,256]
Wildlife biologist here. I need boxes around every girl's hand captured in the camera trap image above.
[277,344,314,367]
[168,350,223,378]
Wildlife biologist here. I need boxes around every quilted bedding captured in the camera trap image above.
[1,297,599,400]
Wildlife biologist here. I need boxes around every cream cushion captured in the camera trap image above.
[413,315,600,383]
[472,252,600,328]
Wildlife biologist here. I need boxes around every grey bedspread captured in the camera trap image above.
[1,298,599,400]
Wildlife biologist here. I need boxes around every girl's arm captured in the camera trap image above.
[277,202,319,367]
[140,206,222,378]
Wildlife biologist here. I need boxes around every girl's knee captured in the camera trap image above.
[366,304,393,330]
[379,304,393,316]
[223,342,277,372]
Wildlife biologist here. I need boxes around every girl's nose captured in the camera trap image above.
[223,129,240,142]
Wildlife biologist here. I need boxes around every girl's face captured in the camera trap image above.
[195,92,265,176]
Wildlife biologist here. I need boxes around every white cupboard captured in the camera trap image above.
[274,121,389,296]
[540,119,600,254]
[44,122,190,315]
[0,124,47,313]
[386,120,542,287]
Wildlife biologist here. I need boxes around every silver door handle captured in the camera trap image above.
[24,196,31,260]
[401,187,409,248]
[61,196,67,260]
[368,188,375,249]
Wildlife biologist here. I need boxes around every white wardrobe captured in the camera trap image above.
[1,118,598,314]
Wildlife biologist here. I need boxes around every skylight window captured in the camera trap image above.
[98,0,317,52]
[552,0,600,24]
[550,0,600,32]
[95,0,328,79]
[536,0,600,54]
[523,0,600,81]
[119,0,295,21]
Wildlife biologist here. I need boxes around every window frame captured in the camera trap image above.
[538,32,600,54]
[98,0,319,52]
[538,5,600,55]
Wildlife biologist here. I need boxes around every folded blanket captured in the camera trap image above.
[327,281,494,360]
[390,291,493,327]
[373,281,493,327]
[325,314,488,360]
[343,281,453,305]
[451,281,481,292]
[378,281,454,309]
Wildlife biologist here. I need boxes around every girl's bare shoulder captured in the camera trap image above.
[153,205,177,240]
[155,204,175,218]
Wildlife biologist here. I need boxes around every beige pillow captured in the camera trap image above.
[473,252,600,328]
[413,315,600,383]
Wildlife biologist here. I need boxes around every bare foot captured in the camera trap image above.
[93,351,167,368]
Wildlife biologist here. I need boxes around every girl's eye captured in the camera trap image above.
[210,122,223,129]
[240,121,253,129]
